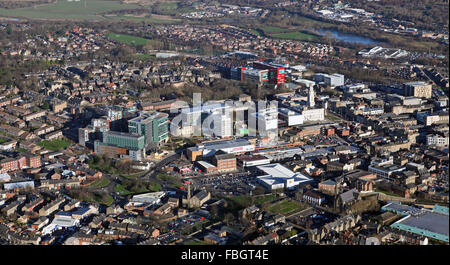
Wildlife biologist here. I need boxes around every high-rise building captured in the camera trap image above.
[215,112,233,137]
[128,111,169,148]
[308,85,315,108]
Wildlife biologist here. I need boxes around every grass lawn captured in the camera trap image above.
[159,1,178,10]
[94,194,114,206]
[135,53,156,61]
[156,173,177,182]
[271,32,319,41]
[108,32,149,46]
[261,26,289,33]
[249,29,262,36]
[149,182,162,192]
[89,177,110,189]
[254,194,277,204]
[16,148,28,153]
[114,184,130,195]
[114,181,161,195]
[325,113,342,121]
[104,14,180,24]
[376,189,403,198]
[121,171,146,179]
[229,196,251,206]
[0,0,140,20]
[75,191,113,206]
[267,200,308,215]
[229,194,277,207]
[37,138,70,151]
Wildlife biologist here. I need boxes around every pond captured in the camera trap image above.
[316,28,379,45]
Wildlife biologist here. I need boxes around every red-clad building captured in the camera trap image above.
[252,61,285,84]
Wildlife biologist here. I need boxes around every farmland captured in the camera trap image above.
[104,14,180,24]
[0,0,141,20]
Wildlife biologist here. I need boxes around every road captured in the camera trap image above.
[82,151,183,205]
[140,151,182,181]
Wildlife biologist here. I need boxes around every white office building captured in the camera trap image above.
[302,108,325,122]
[314,73,345,88]
[279,108,304,126]
[426,134,449,147]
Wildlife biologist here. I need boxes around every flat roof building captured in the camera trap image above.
[128,111,169,148]
[198,139,255,157]
[391,206,449,243]
[256,163,312,190]
[102,131,145,150]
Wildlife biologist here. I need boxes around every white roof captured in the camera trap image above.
[256,163,311,185]
[197,161,216,169]
[131,191,166,203]
[257,163,297,178]
[290,65,306,71]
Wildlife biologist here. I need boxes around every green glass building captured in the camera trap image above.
[128,111,169,147]
[103,131,145,150]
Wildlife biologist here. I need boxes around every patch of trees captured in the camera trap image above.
[350,0,449,31]
[88,154,134,175]
[103,7,151,16]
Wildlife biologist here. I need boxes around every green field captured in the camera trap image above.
[105,14,181,24]
[261,26,289,33]
[95,193,113,206]
[121,171,146,179]
[108,32,165,47]
[114,182,161,195]
[76,191,113,206]
[89,177,110,188]
[271,32,319,41]
[108,32,149,46]
[114,183,131,195]
[0,0,140,20]
[37,138,71,151]
[325,113,342,121]
[135,53,155,61]
[159,1,178,10]
[229,194,277,207]
[267,200,308,215]
[249,29,262,36]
